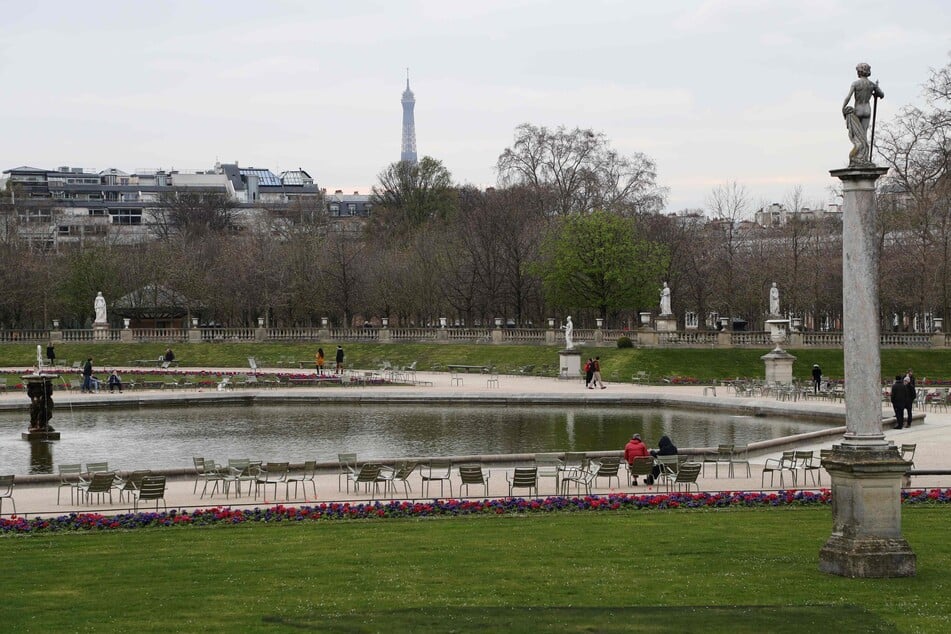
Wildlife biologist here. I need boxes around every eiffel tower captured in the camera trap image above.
[400,70,418,165]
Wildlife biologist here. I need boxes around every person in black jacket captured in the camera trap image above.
[890,375,906,429]
[335,345,345,374]
[811,364,822,394]
[646,435,678,485]
[903,375,916,428]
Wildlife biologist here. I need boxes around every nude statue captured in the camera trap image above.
[842,62,884,166]
[563,316,574,349]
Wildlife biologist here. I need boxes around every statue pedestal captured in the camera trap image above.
[93,322,110,340]
[22,430,60,441]
[761,347,796,384]
[819,446,916,577]
[558,349,582,379]
[656,315,677,332]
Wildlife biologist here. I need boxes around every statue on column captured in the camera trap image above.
[769,282,780,316]
[842,62,884,167]
[94,291,107,324]
[659,282,672,316]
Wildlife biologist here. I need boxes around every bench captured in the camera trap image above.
[288,377,341,386]
[447,365,488,373]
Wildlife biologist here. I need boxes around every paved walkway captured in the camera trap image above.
[2,367,948,518]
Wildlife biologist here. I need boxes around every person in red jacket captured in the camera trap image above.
[624,434,649,463]
[624,434,650,484]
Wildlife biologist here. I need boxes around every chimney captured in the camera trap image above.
[334,190,343,194]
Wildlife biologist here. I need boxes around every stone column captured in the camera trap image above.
[820,166,915,578]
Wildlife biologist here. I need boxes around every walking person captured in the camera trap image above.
[812,364,822,394]
[903,375,916,428]
[890,375,906,429]
[81,357,94,393]
[335,345,345,374]
[592,356,606,389]
[46,343,55,367]
[316,348,325,373]
[584,358,594,389]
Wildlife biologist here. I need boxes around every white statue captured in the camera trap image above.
[769,282,780,316]
[94,291,107,324]
[563,316,574,349]
[659,282,672,316]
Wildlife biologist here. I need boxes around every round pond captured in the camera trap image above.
[0,404,831,474]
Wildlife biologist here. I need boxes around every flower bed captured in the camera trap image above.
[1,489,948,535]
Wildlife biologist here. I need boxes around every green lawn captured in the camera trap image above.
[1,507,946,632]
[5,341,951,386]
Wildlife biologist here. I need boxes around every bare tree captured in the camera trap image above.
[496,123,667,216]
[369,157,456,238]
[151,190,239,241]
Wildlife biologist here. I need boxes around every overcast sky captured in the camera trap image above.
[2,0,949,212]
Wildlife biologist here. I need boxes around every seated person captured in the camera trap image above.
[88,375,102,393]
[647,435,678,485]
[108,370,123,393]
[624,433,650,484]
[163,347,175,363]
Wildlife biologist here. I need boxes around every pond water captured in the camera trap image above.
[0,404,830,474]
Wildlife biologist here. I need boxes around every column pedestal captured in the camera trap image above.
[761,347,796,384]
[558,349,581,379]
[819,446,916,577]
[655,315,677,332]
[92,322,110,341]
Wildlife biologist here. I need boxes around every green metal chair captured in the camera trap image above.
[761,451,797,488]
[348,463,383,498]
[507,466,538,498]
[254,462,289,500]
[0,475,15,516]
[420,459,453,498]
[628,456,654,485]
[667,462,702,493]
[118,470,152,503]
[592,457,621,489]
[337,453,357,492]
[57,463,84,505]
[133,475,167,513]
[458,464,491,497]
[80,472,117,505]
[285,461,318,499]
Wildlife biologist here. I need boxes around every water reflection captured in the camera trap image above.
[0,404,830,475]
[29,441,54,474]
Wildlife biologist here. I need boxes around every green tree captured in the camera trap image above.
[538,211,669,321]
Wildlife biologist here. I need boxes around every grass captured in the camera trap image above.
[5,342,951,387]
[1,506,948,631]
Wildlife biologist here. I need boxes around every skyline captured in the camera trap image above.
[2,1,950,212]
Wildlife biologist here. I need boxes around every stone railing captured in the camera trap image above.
[880,332,932,347]
[738,332,775,346]
[801,332,843,347]
[200,328,256,342]
[4,326,950,349]
[133,328,188,343]
[389,328,439,342]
